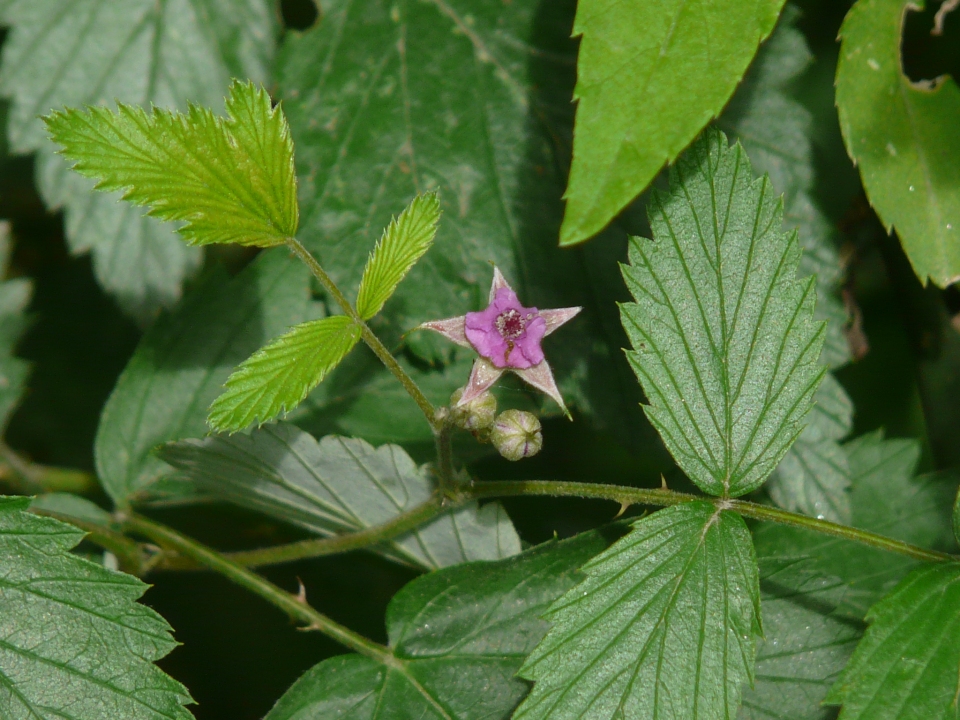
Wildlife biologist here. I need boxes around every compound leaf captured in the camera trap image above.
[560,0,787,245]
[0,496,192,719]
[0,0,277,317]
[836,0,960,286]
[356,192,441,321]
[826,563,960,719]
[161,422,520,570]
[516,501,761,720]
[45,81,298,249]
[95,249,313,506]
[264,529,614,720]
[208,315,360,433]
[621,129,825,497]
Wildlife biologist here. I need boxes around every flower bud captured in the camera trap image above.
[450,388,497,432]
[490,409,542,461]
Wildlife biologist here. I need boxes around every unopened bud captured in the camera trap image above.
[491,409,542,461]
[450,388,497,432]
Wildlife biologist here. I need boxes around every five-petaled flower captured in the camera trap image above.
[417,267,580,417]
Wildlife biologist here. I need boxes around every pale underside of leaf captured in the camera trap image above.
[161,423,520,570]
[516,501,761,720]
[0,0,276,317]
[559,0,787,245]
[0,496,193,719]
[836,0,960,287]
[621,129,825,497]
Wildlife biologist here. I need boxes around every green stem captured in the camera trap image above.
[434,413,456,498]
[0,441,97,495]
[286,238,437,428]
[124,513,391,661]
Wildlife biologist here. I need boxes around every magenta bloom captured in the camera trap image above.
[417,267,580,416]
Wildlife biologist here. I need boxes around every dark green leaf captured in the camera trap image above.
[208,315,360,433]
[265,529,615,720]
[30,492,118,531]
[621,129,825,497]
[516,502,761,720]
[753,431,957,618]
[0,0,277,317]
[836,0,960,287]
[161,423,520,570]
[45,81,298,249]
[826,563,960,719]
[95,249,314,506]
[356,192,441,321]
[0,496,192,719]
[559,0,786,245]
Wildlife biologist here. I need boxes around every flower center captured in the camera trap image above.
[495,309,526,339]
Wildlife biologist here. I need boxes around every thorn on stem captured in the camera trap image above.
[660,475,669,490]
[613,501,630,519]
[295,577,308,604]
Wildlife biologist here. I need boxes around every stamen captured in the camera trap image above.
[495,309,526,339]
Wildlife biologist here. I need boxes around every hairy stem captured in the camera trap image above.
[123,512,391,661]
[286,238,437,427]
[434,412,457,498]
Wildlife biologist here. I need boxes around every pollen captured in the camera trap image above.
[495,309,526,339]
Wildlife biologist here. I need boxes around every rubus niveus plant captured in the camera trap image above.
[0,2,959,719]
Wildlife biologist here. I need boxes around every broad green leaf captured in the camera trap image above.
[739,558,862,720]
[836,0,960,286]
[208,315,360,433]
[0,496,192,719]
[45,81,298,249]
[621,129,825,497]
[516,502,761,720]
[160,422,520,570]
[0,0,277,318]
[30,492,118,531]
[559,0,786,245]
[719,8,851,370]
[754,431,957,618]
[356,193,441,321]
[0,221,31,430]
[265,529,614,720]
[768,373,853,522]
[95,249,314,506]
[826,563,960,719]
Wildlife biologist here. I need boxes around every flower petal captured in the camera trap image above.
[458,358,505,405]
[513,361,571,419]
[416,316,471,348]
[541,306,582,336]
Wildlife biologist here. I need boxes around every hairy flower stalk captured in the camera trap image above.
[418,267,580,416]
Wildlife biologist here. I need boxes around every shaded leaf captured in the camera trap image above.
[45,81,298,249]
[30,492,118,531]
[559,0,786,245]
[0,496,192,719]
[208,315,360,433]
[621,129,824,497]
[836,0,960,286]
[161,422,520,570]
[516,502,761,720]
[0,0,277,317]
[0,221,31,430]
[826,563,960,719]
[265,529,615,720]
[95,249,314,506]
[356,192,441,321]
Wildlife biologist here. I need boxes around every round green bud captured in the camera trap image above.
[490,409,542,461]
[450,388,497,432]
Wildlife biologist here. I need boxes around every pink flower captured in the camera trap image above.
[417,267,581,417]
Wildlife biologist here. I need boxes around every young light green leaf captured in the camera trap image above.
[559,0,787,246]
[739,558,862,720]
[356,193,441,321]
[95,249,314,506]
[45,81,297,249]
[826,563,960,719]
[207,315,360,433]
[0,496,192,719]
[160,422,520,569]
[836,0,960,287]
[516,501,761,720]
[754,431,957,618]
[768,372,853,522]
[265,529,615,720]
[0,0,277,317]
[621,129,825,497]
